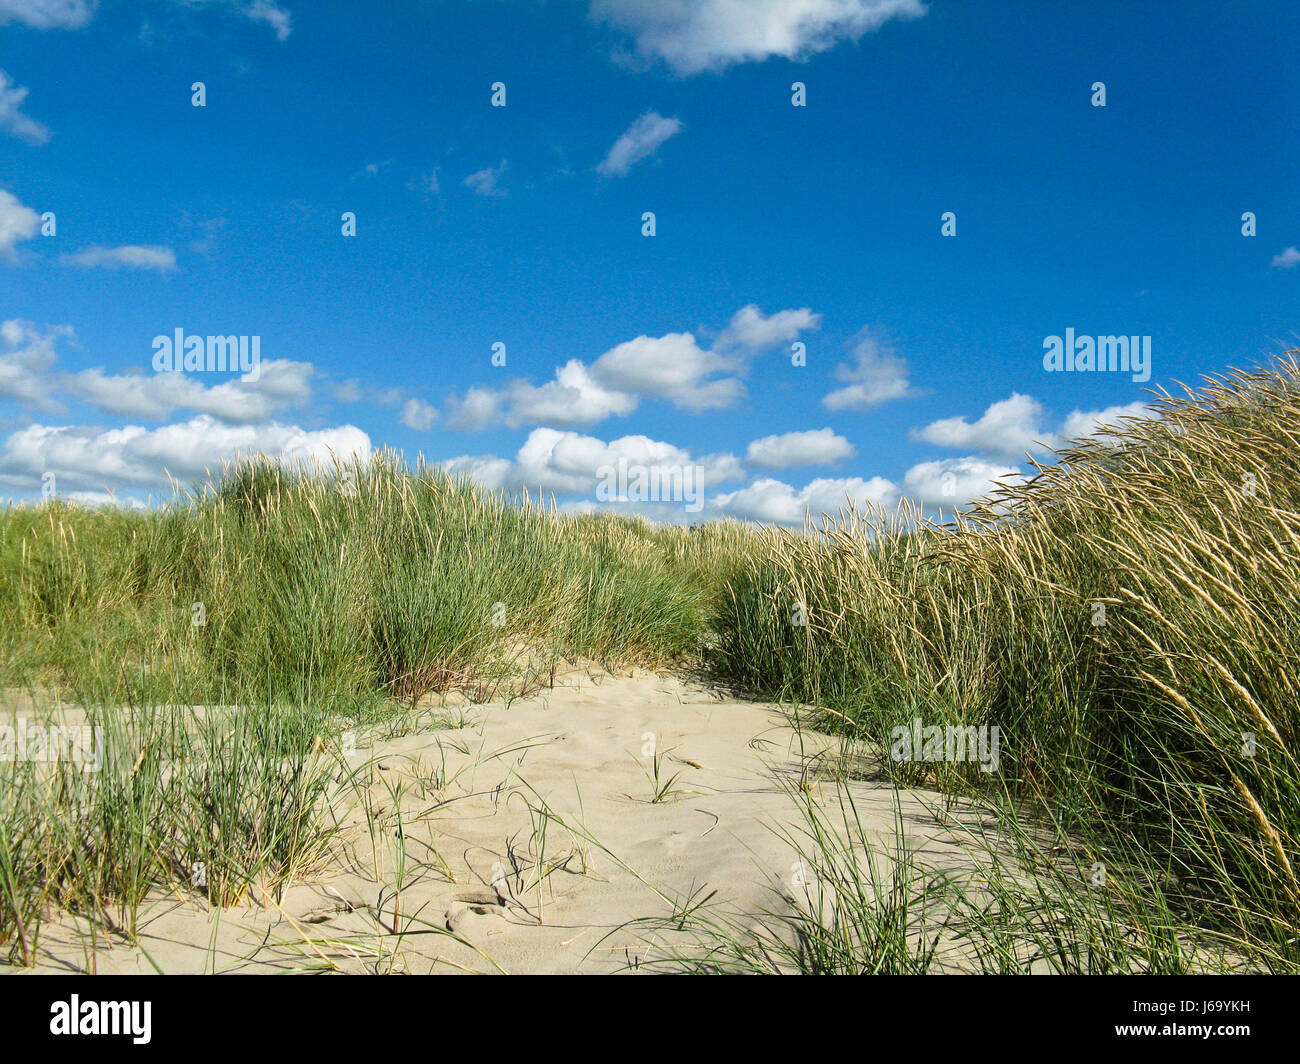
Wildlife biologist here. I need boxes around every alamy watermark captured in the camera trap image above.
[152,328,261,382]
[889,718,1000,774]
[1043,329,1150,383]
[0,719,104,771]
[50,995,151,1044]
[595,458,704,513]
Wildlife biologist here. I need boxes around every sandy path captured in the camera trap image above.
[23,669,987,975]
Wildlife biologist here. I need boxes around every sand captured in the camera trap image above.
[18,668,990,974]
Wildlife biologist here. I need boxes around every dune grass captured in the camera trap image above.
[1,355,1297,971]
[0,455,760,963]
[707,354,1300,968]
[0,453,757,709]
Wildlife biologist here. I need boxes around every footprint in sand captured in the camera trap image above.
[445,887,511,937]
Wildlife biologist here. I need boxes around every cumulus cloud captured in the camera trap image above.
[714,304,821,352]
[822,328,916,410]
[63,244,177,272]
[440,452,515,492]
[589,0,926,74]
[900,456,1023,509]
[400,397,438,431]
[444,305,819,430]
[463,160,507,197]
[0,187,41,260]
[442,426,744,500]
[716,458,1023,527]
[745,427,854,469]
[1060,401,1154,442]
[442,434,1024,525]
[1,319,71,411]
[914,394,1164,468]
[0,415,369,494]
[506,360,639,426]
[446,361,637,430]
[588,332,741,411]
[1271,246,1300,269]
[589,306,818,410]
[716,474,898,524]
[912,392,1057,462]
[0,69,50,144]
[64,359,313,423]
[2,319,315,423]
[597,111,682,177]
[0,0,97,30]
[444,386,503,431]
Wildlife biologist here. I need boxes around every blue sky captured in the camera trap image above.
[2,0,1297,522]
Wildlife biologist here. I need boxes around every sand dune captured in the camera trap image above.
[25,668,986,974]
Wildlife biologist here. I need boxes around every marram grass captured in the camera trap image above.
[0,453,757,708]
[709,354,1300,967]
[1,355,1298,970]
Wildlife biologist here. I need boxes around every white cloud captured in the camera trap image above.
[64,490,150,510]
[0,0,97,30]
[400,397,438,431]
[0,415,369,493]
[506,360,638,426]
[662,451,1025,526]
[716,474,898,524]
[244,0,291,40]
[164,1,292,39]
[2,320,314,423]
[1,319,71,411]
[745,427,854,469]
[446,361,637,431]
[713,303,821,351]
[900,456,1023,509]
[463,160,507,197]
[0,1,291,37]
[0,187,41,260]
[589,0,926,74]
[236,357,311,402]
[444,386,503,431]
[64,359,313,423]
[597,111,682,177]
[63,244,177,272]
[822,327,916,411]
[443,426,743,501]
[440,452,514,492]
[912,392,1056,462]
[589,332,741,411]
[0,69,50,144]
[1060,401,1154,442]
[444,306,818,430]
[1271,246,1300,269]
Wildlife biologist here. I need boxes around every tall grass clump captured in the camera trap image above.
[0,448,769,964]
[628,776,1250,975]
[710,354,1300,964]
[0,697,349,965]
[0,452,755,709]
